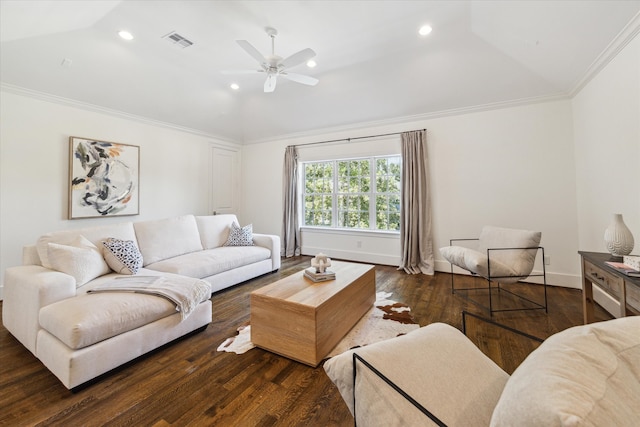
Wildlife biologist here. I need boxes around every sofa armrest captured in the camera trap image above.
[252,233,281,271]
[2,266,76,355]
[23,244,42,265]
[324,323,509,426]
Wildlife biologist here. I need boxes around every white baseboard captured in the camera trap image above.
[301,246,400,266]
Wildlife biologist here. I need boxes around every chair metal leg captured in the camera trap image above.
[461,311,544,342]
[446,242,548,315]
[487,277,493,316]
[450,262,455,294]
[448,271,548,316]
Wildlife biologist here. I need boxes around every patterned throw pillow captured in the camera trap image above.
[223,222,255,247]
[102,238,143,275]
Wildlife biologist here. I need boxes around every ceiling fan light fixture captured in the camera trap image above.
[306,60,317,68]
[418,25,432,36]
[230,83,240,90]
[118,30,134,40]
[227,27,318,93]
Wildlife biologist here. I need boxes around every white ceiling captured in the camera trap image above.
[1,1,639,143]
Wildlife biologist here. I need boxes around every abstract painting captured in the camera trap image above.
[69,137,139,219]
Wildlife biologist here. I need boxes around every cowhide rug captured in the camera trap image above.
[216,292,420,359]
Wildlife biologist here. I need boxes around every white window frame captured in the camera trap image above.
[301,155,401,232]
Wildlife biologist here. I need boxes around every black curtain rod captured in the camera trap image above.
[291,129,426,148]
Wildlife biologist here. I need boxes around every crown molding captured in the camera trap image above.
[0,82,240,147]
[569,10,640,97]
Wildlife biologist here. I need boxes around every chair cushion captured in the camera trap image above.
[440,246,519,280]
[440,226,541,283]
[478,226,541,277]
[324,323,509,426]
[491,317,640,427]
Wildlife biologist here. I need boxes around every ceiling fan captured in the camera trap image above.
[222,27,318,93]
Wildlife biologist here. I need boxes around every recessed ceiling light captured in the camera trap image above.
[118,30,134,40]
[306,60,317,68]
[418,25,432,36]
[230,83,240,90]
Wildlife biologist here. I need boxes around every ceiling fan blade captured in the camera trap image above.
[264,73,277,93]
[280,48,316,69]
[236,40,266,65]
[282,72,319,86]
[220,69,263,75]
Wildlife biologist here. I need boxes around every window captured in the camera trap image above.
[303,156,401,231]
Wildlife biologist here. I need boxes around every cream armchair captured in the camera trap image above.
[439,226,547,314]
[324,317,640,427]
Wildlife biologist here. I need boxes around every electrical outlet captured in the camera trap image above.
[357,241,362,248]
[544,256,551,265]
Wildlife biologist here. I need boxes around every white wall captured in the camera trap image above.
[573,34,640,253]
[572,33,640,316]
[0,90,239,297]
[242,99,580,287]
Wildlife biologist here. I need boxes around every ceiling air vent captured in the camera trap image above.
[162,31,194,48]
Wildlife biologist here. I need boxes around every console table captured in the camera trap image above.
[579,251,640,324]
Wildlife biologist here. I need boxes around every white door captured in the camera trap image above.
[210,146,239,215]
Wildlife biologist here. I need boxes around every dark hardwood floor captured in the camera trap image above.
[0,256,613,426]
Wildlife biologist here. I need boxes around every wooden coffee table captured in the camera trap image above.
[250,261,376,366]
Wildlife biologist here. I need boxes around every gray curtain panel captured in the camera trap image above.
[399,130,435,274]
[282,145,301,257]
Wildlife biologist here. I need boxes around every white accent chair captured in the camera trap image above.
[439,226,547,315]
[324,317,640,426]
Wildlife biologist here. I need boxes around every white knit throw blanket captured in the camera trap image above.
[89,276,210,320]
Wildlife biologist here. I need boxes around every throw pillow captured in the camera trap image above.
[47,235,111,287]
[223,222,255,247]
[102,238,143,275]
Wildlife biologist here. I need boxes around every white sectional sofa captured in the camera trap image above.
[2,214,280,390]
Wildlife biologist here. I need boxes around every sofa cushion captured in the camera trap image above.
[224,222,255,247]
[47,235,110,286]
[324,323,509,426]
[134,215,203,266]
[145,246,271,279]
[491,316,640,427]
[39,287,177,349]
[102,238,143,274]
[196,214,237,249]
[36,222,136,269]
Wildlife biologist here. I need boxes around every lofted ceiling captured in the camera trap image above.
[1,0,639,144]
